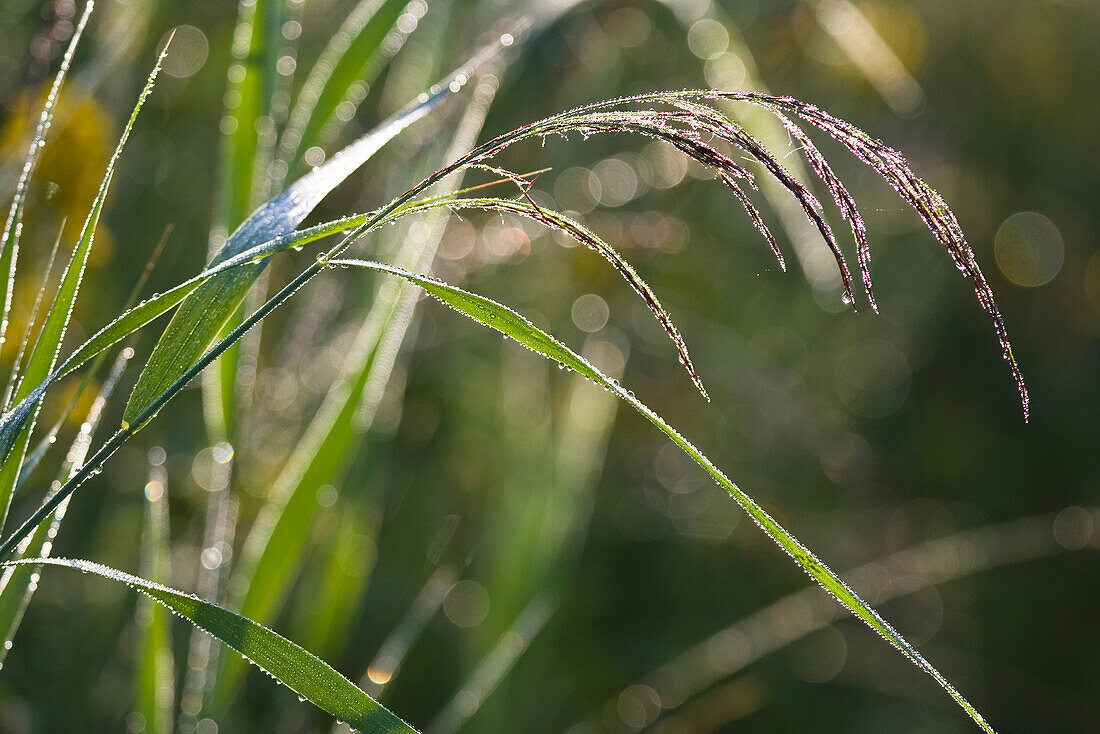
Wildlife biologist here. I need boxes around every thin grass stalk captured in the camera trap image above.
[16,224,170,492]
[359,564,459,699]
[179,445,237,730]
[0,37,168,536]
[3,221,64,410]
[0,2,93,352]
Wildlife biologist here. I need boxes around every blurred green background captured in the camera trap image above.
[0,0,1096,732]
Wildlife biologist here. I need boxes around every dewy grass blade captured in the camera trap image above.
[326,257,999,734]
[15,225,172,490]
[0,209,376,472]
[0,2,93,353]
[220,70,503,708]
[3,558,416,734]
[360,564,458,699]
[2,221,64,411]
[123,35,510,429]
[0,347,130,662]
[0,38,167,532]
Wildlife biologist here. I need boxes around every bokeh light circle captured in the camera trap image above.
[994,211,1064,287]
[162,25,209,78]
[572,294,609,333]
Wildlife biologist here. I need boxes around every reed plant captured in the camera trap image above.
[0,2,1065,733]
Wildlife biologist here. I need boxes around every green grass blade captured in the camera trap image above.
[0,2,94,352]
[328,258,998,734]
[287,505,377,661]
[124,59,487,430]
[0,40,166,533]
[3,222,63,411]
[0,209,375,471]
[206,0,290,440]
[219,0,283,232]
[277,0,416,173]
[219,70,502,709]
[0,346,129,662]
[135,454,174,734]
[4,558,415,734]
[179,442,237,727]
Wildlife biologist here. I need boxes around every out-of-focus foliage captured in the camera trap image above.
[0,1,1095,733]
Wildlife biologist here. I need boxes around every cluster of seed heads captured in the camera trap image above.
[403,89,1026,417]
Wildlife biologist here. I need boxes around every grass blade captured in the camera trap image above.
[205,0,291,439]
[0,346,130,661]
[0,39,166,532]
[0,2,94,352]
[327,257,998,733]
[219,69,503,709]
[123,44,499,429]
[361,564,458,698]
[277,0,418,173]
[2,222,63,410]
[4,557,416,734]
[179,443,237,728]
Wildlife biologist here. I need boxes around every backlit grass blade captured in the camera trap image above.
[179,443,236,726]
[3,223,63,411]
[4,558,416,734]
[327,257,998,734]
[0,208,376,464]
[124,48,496,430]
[0,40,166,532]
[14,225,172,490]
[220,71,502,708]
[0,2,93,353]
[219,0,284,232]
[135,453,174,734]
[288,504,377,660]
[0,347,129,662]
[277,0,417,173]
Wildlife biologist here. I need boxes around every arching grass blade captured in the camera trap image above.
[0,346,130,662]
[327,257,999,734]
[124,41,505,429]
[4,558,416,734]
